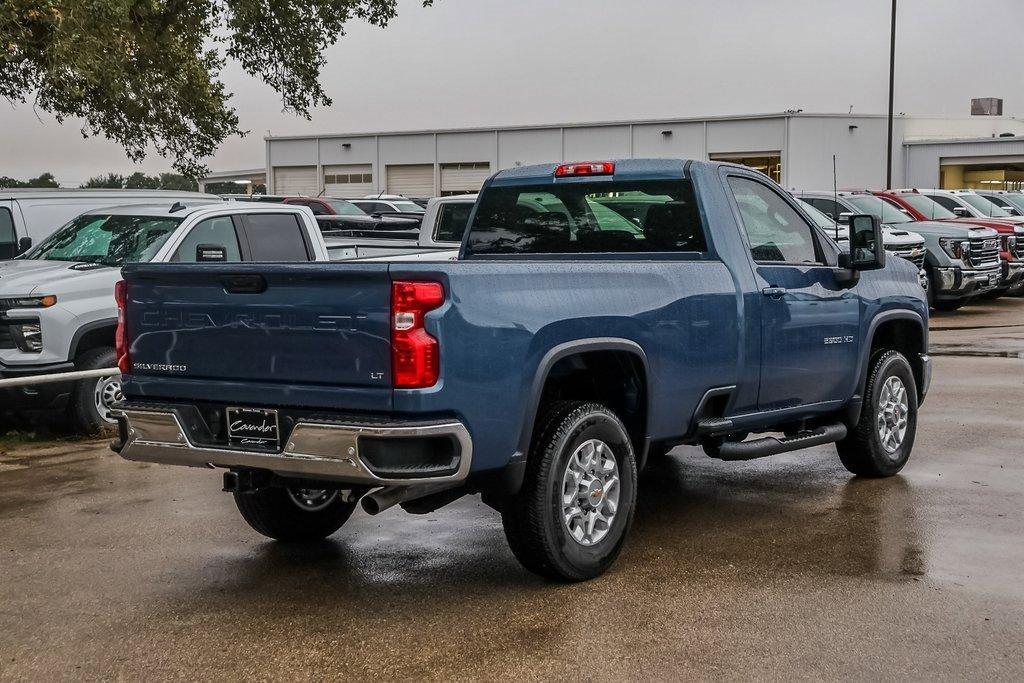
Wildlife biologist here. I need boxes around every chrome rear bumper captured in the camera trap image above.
[112,406,472,486]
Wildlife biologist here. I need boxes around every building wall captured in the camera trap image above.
[906,137,1024,188]
[264,114,1024,195]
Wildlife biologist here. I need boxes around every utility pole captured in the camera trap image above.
[886,0,897,189]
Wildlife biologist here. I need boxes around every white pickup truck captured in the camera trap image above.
[323,194,474,261]
[0,202,328,432]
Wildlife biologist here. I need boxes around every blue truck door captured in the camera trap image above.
[726,175,860,411]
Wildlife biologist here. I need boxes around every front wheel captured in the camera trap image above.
[66,347,121,434]
[502,401,638,581]
[234,486,357,542]
[836,350,918,477]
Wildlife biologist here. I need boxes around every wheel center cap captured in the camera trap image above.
[587,480,604,506]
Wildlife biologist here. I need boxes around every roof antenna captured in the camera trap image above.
[832,154,840,241]
[169,201,186,213]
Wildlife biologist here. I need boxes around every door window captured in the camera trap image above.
[242,214,310,261]
[927,194,963,212]
[803,198,843,221]
[0,208,15,260]
[175,216,242,262]
[729,177,820,264]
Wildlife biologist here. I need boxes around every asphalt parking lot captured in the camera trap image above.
[1,299,1022,680]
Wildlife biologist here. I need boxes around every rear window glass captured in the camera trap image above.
[243,214,310,261]
[466,180,706,255]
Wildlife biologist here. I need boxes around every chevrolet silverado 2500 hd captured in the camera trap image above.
[112,160,930,581]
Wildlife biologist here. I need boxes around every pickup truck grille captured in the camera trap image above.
[968,237,1001,269]
[890,247,925,270]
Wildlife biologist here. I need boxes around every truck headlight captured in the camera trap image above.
[1,295,57,309]
[938,237,969,260]
[13,322,42,352]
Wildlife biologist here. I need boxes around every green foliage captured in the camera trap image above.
[1,0,433,177]
[81,173,126,188]
[0,172,60,188]
[80,171,198,191]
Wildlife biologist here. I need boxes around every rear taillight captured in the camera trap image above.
[391,280,445,388]
[114,280,130,374]
[554,161,615,177]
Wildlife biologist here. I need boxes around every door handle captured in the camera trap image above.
[761,286,788,299]
[221,274,267,294]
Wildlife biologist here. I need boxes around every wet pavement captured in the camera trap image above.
[2,303,1023,679]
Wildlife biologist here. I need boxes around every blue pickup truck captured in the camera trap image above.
[112,159,930,581]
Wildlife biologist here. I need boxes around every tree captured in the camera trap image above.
[1,1,433,178]
[158,173,198,192]
[0,172,60,188]
[81,173,126,189]
[124,172,161,190]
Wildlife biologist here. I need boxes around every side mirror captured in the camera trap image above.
[837,212,854,225]
[195,243,228,262]
[952,206,970,217]
[17,236,32,255]
[848,214,886,271]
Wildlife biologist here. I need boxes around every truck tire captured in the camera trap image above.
[836,350,918,477]
[66,347,121,435]
[234,487,357,542]
[502,401,638,581]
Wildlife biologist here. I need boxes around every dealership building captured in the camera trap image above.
[205,111,1024,197]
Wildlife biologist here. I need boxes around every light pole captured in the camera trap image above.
[886,0,897,189]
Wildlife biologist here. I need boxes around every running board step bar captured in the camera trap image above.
[703,423,847,461]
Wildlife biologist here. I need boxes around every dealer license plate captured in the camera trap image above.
[227,407,280,450]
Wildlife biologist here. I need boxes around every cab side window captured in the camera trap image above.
[174,216,242,262]
[0,208,16,260]
[729,177,820,264]
[804,198,843,222]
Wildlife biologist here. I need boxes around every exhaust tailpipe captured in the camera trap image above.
[361,483,457,516]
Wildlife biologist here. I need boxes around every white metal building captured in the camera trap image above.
[256,112,1024,197]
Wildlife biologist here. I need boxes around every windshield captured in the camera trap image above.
[845,196,912,224]
[899,193,955,219]
[391,201,425,213]
[800,201,838,229]
[28,214,183,266]
[959,193,1010,217]
[327,200,366,216]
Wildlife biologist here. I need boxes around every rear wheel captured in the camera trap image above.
[234,486,357,542]
[66,347,120,435]
[836,350,918,477]
[502,401,638,581]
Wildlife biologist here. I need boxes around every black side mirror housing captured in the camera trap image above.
[195,243,228,262]
[848,214,886,271]
[17,236,32,255]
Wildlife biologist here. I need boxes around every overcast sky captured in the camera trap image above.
[2,0,1022,185]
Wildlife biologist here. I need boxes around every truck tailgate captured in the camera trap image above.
[121,263,392,411]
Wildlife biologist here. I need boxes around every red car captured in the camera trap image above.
[281,197,368,216]
[876,189,1024,295]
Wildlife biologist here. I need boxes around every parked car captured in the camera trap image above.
[0,189,221,260]
[794,193,928,288]
[322,194,475,260]
[351,195,427,215]
[282,197,367,216]
[0,203,328,433]
[112,159,930,581]
[794,190,1001,309]
[877,189,1024,296]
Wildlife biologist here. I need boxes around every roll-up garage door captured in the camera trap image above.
[273,166,318,196]
[324,164,374,198]
[440,162,491,196]
[386,164,435,198]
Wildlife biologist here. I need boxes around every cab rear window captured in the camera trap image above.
[465,180,706,255]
